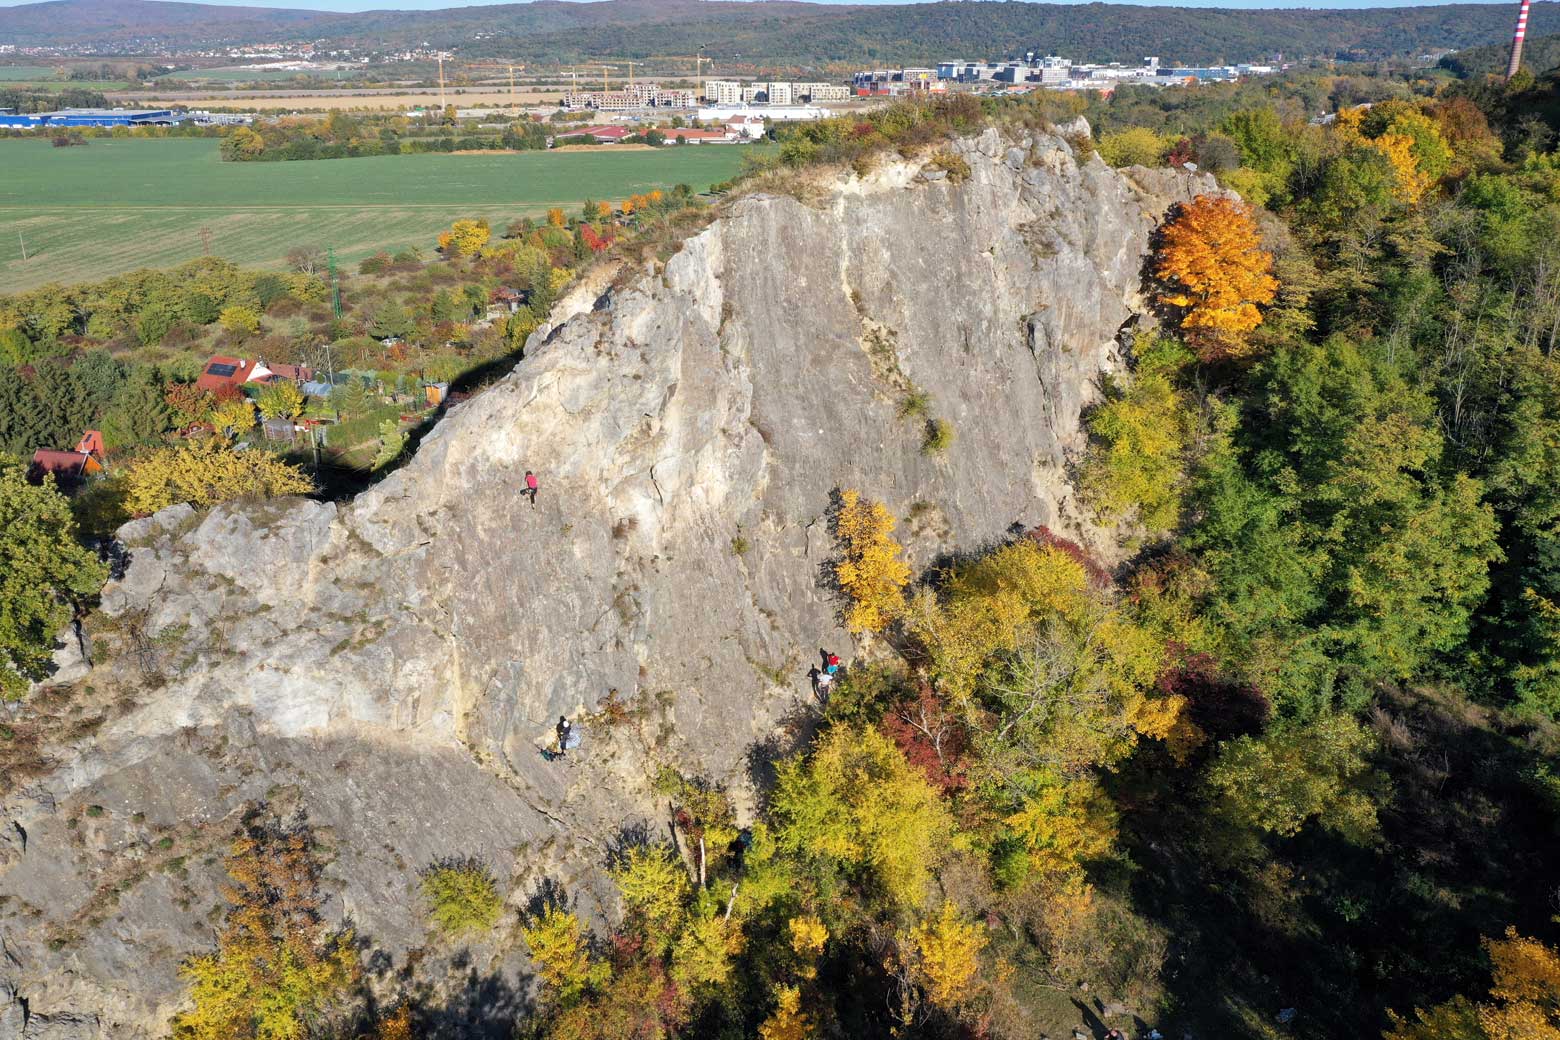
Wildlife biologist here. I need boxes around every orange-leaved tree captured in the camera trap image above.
[835,488,910,633]
[1153,194,1278,362]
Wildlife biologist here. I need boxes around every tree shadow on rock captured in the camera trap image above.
[412,964,535,1040]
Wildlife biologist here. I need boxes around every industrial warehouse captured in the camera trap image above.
[0,107,178,128]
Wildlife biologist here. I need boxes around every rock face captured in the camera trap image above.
[0,127,1215,1037]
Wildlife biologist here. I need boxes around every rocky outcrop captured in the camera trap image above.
[0,126,1216,1037]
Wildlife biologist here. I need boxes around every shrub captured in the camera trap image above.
[420,857,503,937]
[124,437,313,516]
[921,418,955,456]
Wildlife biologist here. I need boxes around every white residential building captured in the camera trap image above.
[705,79,744,106]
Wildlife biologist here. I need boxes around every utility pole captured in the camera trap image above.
[199,225,212,255]
[327,247,341,319]
[696,46,705,101]
[602,65,608,92]
[508,63,515,97]
[16,229,27,262]
[1507,0,1532,80]
[437,54,447,111]
[626,60,636,87]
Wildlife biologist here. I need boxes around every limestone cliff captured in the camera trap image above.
[0,126,1215,1038]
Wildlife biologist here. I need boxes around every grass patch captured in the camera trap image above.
[898,388,931,421]
[730,534,751,556]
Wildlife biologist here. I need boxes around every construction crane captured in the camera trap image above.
[664,48,710,101]
[1507,0,1532,80]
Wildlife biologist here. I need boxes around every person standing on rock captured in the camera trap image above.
[556,715,573,755]
[523,470,539,508]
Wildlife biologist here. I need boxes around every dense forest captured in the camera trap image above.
[3,0,1557,66]
[7,54,1560,1040]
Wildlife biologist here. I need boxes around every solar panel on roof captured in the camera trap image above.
[206,363,239,378]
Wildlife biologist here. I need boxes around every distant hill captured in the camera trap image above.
[3,0,1558,67]
[1440,29,1560,76]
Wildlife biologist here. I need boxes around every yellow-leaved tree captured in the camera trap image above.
[1386,928,1560,1040]
[520,905,610,1006]
[125,437,314,516]
[437,218,491,257]
[209,396,257,436]
[1153,194,1279,361]
[759,985,814,1040]
[256,380,304,420]
[911,902,988,1010]
[834,488,911,633]
[771,725,952,911]
[172,817,359,1040]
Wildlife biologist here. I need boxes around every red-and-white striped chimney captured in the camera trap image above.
[1508,0,1532,80]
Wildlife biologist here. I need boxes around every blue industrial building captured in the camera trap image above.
[0,108,177,129]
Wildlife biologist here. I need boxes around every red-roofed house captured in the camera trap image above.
[29,429,105,487]
[194,355,260,393]
[194,356,310,393]
[554,125,633,144]
[670,129,735,144]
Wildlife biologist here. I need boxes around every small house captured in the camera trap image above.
[27,428,106,488]
[194,355,261,393]
[490,286,527,315]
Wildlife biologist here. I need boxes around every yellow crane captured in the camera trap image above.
[663,49,710,101]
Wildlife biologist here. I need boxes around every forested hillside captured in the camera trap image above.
[3,0,1559,66]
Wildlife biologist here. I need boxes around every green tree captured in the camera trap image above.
[1207,712,1383,844]
[0,461,107,698]
[368,302,412,341]
[102,367,173,446]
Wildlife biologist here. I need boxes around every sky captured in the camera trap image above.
[0,0,1529,12]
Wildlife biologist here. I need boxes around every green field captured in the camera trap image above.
[0,65,62,80]
[0,138,754,290]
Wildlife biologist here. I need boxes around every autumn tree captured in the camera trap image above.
[209,396,257,437]
[521,905,610,1006]
[911,902,988,1010]
[218,304,261,338]
[172,814,359,1040]
[834,488,910,633]
[1080,338,1195,530]
[1386,928,1560,1040]
[124,437,313,516]
[256,381,304,421]
[437,218,491,257]
[1153,194,1279,361]
[771,725,952,910]
[0,461,107,699]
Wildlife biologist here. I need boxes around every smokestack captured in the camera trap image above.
[1508,0,1532,80]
